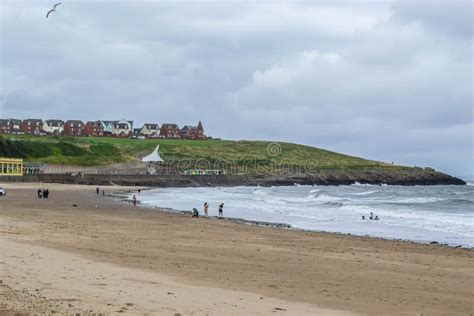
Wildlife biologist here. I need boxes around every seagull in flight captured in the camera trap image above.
[46,2,62,18]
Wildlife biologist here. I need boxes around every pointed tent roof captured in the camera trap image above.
[141,145,164,162]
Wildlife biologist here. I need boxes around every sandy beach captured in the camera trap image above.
[0,183,472,315]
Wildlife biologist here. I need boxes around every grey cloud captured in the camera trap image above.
[0,0,472,177]
[391,0,473,38]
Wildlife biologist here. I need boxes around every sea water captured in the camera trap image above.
[135,184,474,247]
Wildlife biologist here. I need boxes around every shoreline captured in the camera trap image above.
[1,183,473,314]
[113,188,473,250]
[0,167,466,187]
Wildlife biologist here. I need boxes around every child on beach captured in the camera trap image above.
[132,195,137,207]
[204,202,209,217]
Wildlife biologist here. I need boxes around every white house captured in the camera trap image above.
[42,119,64,135]
[140,123,160,138]
[111,119,133,137]
[100,120,115,135]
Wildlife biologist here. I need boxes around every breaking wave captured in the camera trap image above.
[136,184,474,247]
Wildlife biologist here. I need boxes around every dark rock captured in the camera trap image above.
[0,167,466,186]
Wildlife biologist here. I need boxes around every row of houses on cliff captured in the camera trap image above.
[0,118,206,140]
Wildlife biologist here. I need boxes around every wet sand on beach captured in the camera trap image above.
[0,183,472,315]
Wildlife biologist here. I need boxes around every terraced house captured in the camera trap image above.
[1,117,206,140]
[20,119,43,135]
[180,121,205,140]
[42,119,64,135]
[100,120,115,136]
[64,120,85,136]
[0,119,23,134]
[0,119,22,134]
[84,121,104,137]
[111,120,133,137]
[160,123,180,139]
[140,123,160,138]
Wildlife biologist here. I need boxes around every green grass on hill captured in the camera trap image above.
[0,134,405,173]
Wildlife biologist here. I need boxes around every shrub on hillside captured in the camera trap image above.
[0,139,52,158]
[57,142,87,156]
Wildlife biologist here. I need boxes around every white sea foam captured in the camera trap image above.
[136,185,474,247]
[350,190,378,196]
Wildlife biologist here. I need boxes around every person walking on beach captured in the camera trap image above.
[132,195,137,207]
[218,203,224,219]
[102,190,105,196]
[96,187,100,194]
[204,202,209,217]
[37,189,42,199]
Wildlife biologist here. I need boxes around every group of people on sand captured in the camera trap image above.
[193,202,224,219]
[96,187,105,196]
[123,189,224,217]
[37,188,50,199]
[362,212,379,221]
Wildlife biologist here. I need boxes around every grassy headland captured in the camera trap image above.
[0,134,405,173]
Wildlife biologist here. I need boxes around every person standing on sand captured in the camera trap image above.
[204,202,209,217]
[96,187,100,194]
[102,190,105,196]
[132,195,137,207]
[218,203,224,219]
[37,189,42,199]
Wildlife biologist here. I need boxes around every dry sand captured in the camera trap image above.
[0,183,472,315]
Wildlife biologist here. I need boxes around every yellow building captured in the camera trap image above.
[0,158,24,176]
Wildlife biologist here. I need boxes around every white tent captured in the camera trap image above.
[142,145,164,162]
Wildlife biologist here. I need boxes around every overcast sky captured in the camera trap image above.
[1,0,472,178]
